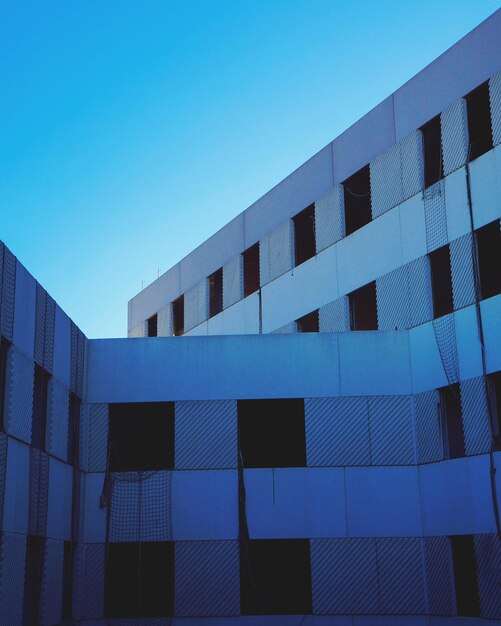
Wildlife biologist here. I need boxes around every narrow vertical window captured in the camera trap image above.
[421,115,443,188]
[450,535,480,616]
[172,295,184,336]
[488,371,501,444]
[348,282,377,330]
[429,245,454,318]
[466,82,493,161]
[296,309,319,333]
[208,268,223,317]
[439,384,465,459]
[62,541,74,622]
[147,313,158,337]
[23,535,44,625]
[293,204,316,266]
[343,165,371,236]
[32,364,50,451]
[243,243,260,297]
[476,220,501,300]
[67,391,81,466]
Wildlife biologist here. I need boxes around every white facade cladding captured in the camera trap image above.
[1,10,501,626]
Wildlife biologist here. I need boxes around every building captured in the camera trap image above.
[0,9,501,625]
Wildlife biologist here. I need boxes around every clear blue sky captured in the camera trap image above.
[1,1,500,338]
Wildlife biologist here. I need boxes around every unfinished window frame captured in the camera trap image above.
[293,204,316,267]
[475,220,501,301]
[348,281,378,331]
[465,81,493,162]
[343,165,372,236]
[421,115,443,188]
[429,244,454,319]
[243,243,260,297]
[208,267,223,318]
[172,295,184,336]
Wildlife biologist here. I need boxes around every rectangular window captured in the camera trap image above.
[23,535,44,625]
[240,539,312,615]
[439,384,465,459]
[108,402,175,471]
[466,82,493,162]
[208,268,223,317]
[293,204,316,266]
[476,220,501,300]
[172,295,184,336]
[429,245,454,318]
[147,313,158,337]
[349,282,377,330]
[105,542,174,618]
[238,399,306,468]
[488,371,501,443]
[343,165,371,236]
[0,336,10,431]
[296,309,319,333]
[421,115,443,188]
[450,535,480,616]
[243,243,260,297]
[62,541,74,622]
[32,364,50,450]
[67,392,81,466]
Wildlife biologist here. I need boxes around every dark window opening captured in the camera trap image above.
[450,535,480,616]
[147,313,158,337]
[343,165,371,236]
[108,402,174,471]
[67,392,81,466]
[23,535,44,626]
[238,399,306,468]
[32,364,50,450]
[476,220,501,300]
[240,539,312,615]
[349,282,377,330]
[105,542,174,618]
[172,295,184,336]
[0,336,10,432]
[430,245,454,318]
[293,204,316,266]
[209,268,223,318]
[466,82,493,162]
[296,310,319,333]
[439,384,465,459]
[243,243,260,297]
[421,115,443,188]
[62,541,74,622]
[488,371,501,445]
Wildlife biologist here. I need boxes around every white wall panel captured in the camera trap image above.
[444,167,470,241]
[399,194,427,265]
[207,292,260,336]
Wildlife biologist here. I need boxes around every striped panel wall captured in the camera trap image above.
[450,233,476,310]
[414,390,443,464]
[47,378,69,463]
[258,236,271,287]
[268,219,294,282]
[474,533,501,619]
[441,98,469,176]
[460,376,492,456]
[490,70,501,146]
[311,538,379,614]
[175,400,237,470]
[370,142,403,219]
[223,254,243,310]
[184,280,208,332]
[407,256,434,327]
[423,179,448,253]
[400,130,424,200]
[425,536,454,616]
[0,532,26,626]
[72,543,105,620]
[28,449,49,536]
[40,539,64,626]
[157,303,172,337]
[368,396,415,465]
[175,541,239,617]
[315,185,344,252]
[4,346,33,444]
[272,322,296,334]
[76,328,85,398]
[87,404,108,472]
[43,294,55,374]
[376,266,411,331]
[70,323,85,397]
[319,297,350,332]
[0,246,16,341]
[0,435,7,530]
[305,397,370,467]
[376,537,426,615]
[34,284,47,367]
[432,314,460,385]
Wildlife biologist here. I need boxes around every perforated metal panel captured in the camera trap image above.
[175,400,237,470]
[223,254,243,310]
[424,536,454,615]
[424,180,448,253]
[315,185,344,252]
[34,284,47,367]
[311,538,379,614]
[184,280,208,332]
[175,541,239,617]
[29,449,50,536]
[87,404,108,472]
[70,322,85,397]
[0,246,16,341]
[490,70,501,147]
[460,376,491,456]
[319,297,350,332]
[305,397,370,467]
[370,142,403,219]
[441,98,469,176]
[47,378,69,462]
[450,233,476,310]
[157,304,172,336]
[72,543,105,620]
[40,539,64,626]
[376,266,411,331]
[376,537,426,615]
[414,390,443,464]
[44,294,55,373]
[406,256,434,327]
[368,396,415,465]
[0,435,7,530]
[432,313,460,385]
[258,237,270,286]
[4,346,33,444]
[260,220,293,285]
[0,532,26,626]
[271,322,296,334]
[474,533,501,619]
[400,130,424,199]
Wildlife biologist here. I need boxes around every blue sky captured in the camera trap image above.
[1,1,500,338]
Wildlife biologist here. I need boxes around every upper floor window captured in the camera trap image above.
[439,384,465,459]
[343,165,371,236]
[208,268,223,318]
[349,281,377,330]
[172,295,184,336]
[475,220,501,300]
[296,309,319,333]
[429,244,453,318]
[488,371,501,446]
[466,82,493,162]
[147,313,158,337]
[450,535,480,617]
[293,204,316,266]
[421,115,443,188]
[243,243,260,297]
